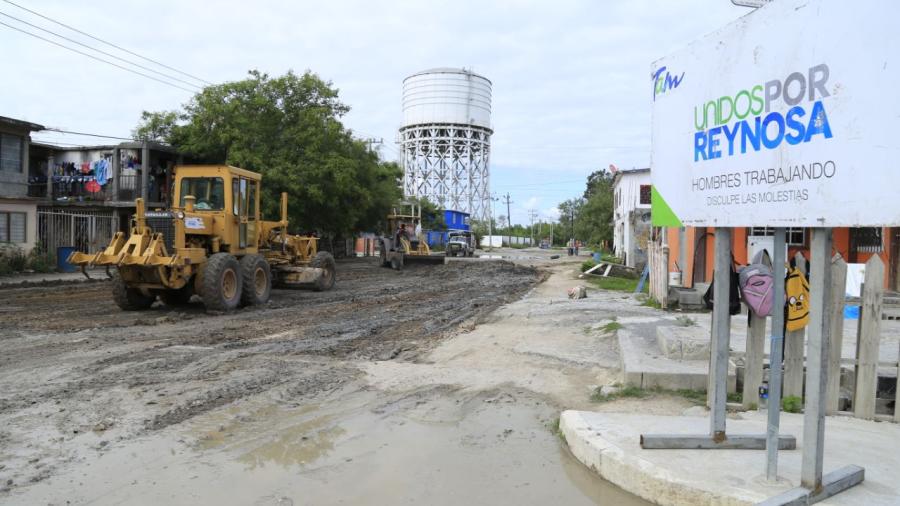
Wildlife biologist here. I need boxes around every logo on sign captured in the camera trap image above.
[652,66,684,101]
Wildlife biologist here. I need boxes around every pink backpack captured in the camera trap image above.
[739,250,774,317]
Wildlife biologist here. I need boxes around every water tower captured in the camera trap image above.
[399,68,492,220]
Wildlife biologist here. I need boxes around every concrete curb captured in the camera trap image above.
[560,410,758,506]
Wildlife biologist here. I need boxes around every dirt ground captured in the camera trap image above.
[0,252,664,505]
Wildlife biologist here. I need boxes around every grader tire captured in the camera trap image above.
[239,254,271,306]
[158,284,193,306]
[111,272,155,311]
[201,253,243,311]
[310,251,336,292]
[390,255,403,271]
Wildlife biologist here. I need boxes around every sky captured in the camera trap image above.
[0,0,749,225]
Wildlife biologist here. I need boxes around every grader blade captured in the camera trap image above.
[402,254,446,266]
[273,266,329,289]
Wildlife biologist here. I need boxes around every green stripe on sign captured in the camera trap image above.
[651,186,683,227]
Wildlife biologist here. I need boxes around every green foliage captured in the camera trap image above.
[600,319,623,334]
[591,384,646,402]
[782,396,803,413]
[0,245,56,276]
[0,245,27,275]
[404,196,445,231]
[587,276,640,292]
[675,315,696,327]
[134,70,401,235]
[581,259,598,272]
[727,392,743,403]
[26,247,55,273]
[591,385,709,405]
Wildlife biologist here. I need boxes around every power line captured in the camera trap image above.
[0,10,201,90]
[42,128,135,141]
[0,20,197,93]
[1,0,211,86]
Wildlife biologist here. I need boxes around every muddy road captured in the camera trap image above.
[0,259,542,495]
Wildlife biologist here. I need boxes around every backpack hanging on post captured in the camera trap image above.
[740,250,774,318]
[785,263,810,331]
[703,257,742,316]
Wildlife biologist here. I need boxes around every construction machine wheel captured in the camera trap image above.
[390,254,403,271]
[201,253,243,311]
[239,254,271,306]
[158,284,194,306]
[310,251,336,291]
[111,272,155,311]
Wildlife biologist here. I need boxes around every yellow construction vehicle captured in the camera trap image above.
[68,165,335,311]
[378,201,445,270]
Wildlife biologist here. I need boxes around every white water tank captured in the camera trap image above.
[402,68,492,129]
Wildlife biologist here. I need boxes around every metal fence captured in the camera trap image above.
[37,208,120,256]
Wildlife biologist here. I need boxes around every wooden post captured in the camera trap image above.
[854,255,884,420]
[743,252,772,410]
[801,228,832,491]
[661,244,670,307]
[826,254,848,415]
[784,252,807,399]
[710,228,732,438]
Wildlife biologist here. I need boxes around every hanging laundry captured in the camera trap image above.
[95,159,109,185]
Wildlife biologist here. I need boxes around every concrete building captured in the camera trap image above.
[0,116,45,252]
[612,167,651,269]
[667,225,900,290]
[0,115,185,260]
[29,139,182,257]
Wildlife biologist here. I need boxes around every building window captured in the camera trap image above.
[850,227,883,253]
[0,211,27,243]
[0,133,23,172]
[639,185,651,205]
[748,227,806,246]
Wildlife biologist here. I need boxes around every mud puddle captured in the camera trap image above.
[11,386,647,505]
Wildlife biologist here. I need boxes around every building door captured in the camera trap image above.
[693,229,708,284]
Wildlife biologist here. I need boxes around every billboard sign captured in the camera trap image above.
[651,0,900,227]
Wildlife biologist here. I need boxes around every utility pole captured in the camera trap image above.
[503,193,513,248]
[528,209,538,247]
[364,137,383,153]
[488,193,499,251]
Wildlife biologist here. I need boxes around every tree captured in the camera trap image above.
[555,167,615,248]
[134,70,401,236]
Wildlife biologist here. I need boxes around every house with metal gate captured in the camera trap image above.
[0,115,186,263]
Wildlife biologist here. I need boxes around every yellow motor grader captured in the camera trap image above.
[378,202,445,270]
[68,165,335,311]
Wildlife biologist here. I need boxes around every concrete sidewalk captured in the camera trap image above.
[619,309,900,392]
[0,269,108,288]
[561,409,900,505]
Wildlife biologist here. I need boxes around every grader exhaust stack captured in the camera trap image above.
[67,165,335,312]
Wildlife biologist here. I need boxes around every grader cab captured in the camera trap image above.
[67,165,335,311]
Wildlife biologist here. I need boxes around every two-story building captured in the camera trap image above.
[0,116,44,252]
[612,167,651,269]
[28,139,183,256]
[0,114,184,259]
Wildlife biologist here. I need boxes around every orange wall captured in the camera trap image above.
[666,226,894,289]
